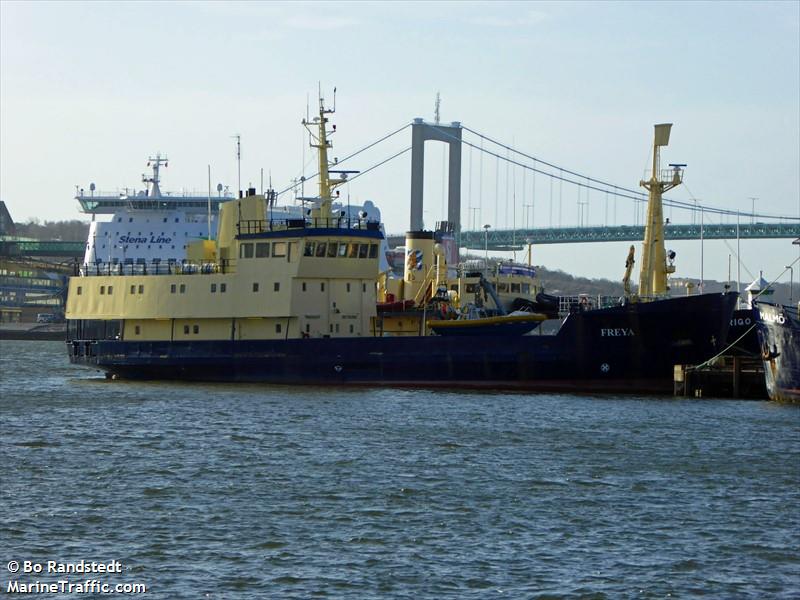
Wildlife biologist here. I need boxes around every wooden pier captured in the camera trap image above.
[674,356,767,399]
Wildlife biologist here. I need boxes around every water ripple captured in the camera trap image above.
[1,340,799,598]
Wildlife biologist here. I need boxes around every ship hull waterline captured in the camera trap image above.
[67,293,738,394]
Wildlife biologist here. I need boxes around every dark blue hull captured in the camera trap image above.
[726,307,760,355]
[68,293,738,394]
[755,302,800,403]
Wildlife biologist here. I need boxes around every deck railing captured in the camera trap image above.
[77,259,236,277]
[237,218,382,236]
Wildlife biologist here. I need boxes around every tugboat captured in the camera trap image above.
[65,98,737,392]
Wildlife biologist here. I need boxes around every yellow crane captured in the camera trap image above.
[638,124,684,297]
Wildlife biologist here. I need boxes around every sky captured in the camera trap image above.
[1,1,798,285]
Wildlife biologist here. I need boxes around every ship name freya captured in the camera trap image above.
[600,328,635,337]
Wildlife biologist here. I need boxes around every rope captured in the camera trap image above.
[688,256,800,372]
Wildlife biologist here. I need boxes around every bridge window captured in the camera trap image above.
[369,244,378,259]
[336,243,347,258]
[239,243,254,259]
[272,242,286,258]
[328,243,338,258]
[304,242,315,257]
[315,242,327,257]
[511,283,521,293]
[358,244,369,259]
[347,243,359,258]
[256,243,270,258]
[522,284,530,294]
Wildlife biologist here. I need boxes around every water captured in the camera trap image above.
[2,340,798,598]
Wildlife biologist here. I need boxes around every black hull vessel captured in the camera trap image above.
[68,293,737,393]
[755,302,800,403]
[726,307,760,355]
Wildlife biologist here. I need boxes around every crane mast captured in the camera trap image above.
[638,123,684,297]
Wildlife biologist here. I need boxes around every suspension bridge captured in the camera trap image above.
[3,116,799,263]
[278,118,799,250]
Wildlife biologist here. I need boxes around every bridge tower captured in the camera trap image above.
[409,119,462,232]
[639,124,684,296]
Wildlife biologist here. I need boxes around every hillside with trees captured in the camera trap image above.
[13,218,90,242]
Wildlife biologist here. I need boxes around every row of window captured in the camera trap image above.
[89,244,181,250]
[132,322,284,336]
[238,240,378,260]
[99,230,198,236]
[79,280,369,297]
[78,284,144,296]
[117,216,206,225]
[460,282,531,294]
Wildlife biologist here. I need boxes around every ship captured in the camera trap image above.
[77,154,233,270]
[755,301,800,403]
[65,95,738,393]
[78,153,387,273]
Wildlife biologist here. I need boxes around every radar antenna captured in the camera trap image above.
[143,154,168,198]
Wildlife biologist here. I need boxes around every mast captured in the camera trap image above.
[638,124,684,297]
[143,154,168,198]
[302,87,350,223]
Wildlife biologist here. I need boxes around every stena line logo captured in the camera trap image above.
[601,328,635,337]
[118,235,173,245]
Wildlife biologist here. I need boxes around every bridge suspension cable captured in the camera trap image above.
[276,122,411,198]
[459,125,797,222]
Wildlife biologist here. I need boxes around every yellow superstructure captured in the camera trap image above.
[66,93,383,343]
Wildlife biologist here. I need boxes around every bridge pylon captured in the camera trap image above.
[409,119,462,232]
